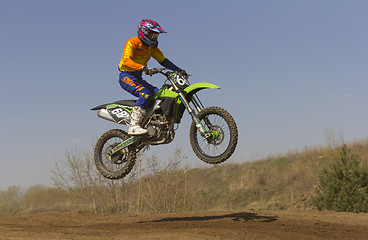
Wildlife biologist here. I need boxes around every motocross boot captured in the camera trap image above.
[128,106,148,135]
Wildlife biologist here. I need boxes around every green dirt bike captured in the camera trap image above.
[91,68,238,179]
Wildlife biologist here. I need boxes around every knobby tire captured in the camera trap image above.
[190,106,238,164]
[94,129,136,179]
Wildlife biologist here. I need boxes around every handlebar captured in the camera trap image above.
[143,67,190,78]
[143,67,165,76]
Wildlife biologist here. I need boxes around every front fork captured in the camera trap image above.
[178,92,213,139]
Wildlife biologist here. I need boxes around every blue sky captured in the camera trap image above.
[1,0,368,190]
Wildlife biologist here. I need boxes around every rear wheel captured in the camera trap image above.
[94,129,136,179]
[190,107,238,164]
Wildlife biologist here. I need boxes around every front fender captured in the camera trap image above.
[184,82,220,96]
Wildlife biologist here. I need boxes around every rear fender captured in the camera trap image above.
[92,103,133,125]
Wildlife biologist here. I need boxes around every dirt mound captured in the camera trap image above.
[1,210,367,239]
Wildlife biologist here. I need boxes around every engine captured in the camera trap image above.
[145,114,174,145]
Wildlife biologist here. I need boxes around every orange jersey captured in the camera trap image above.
[118,36,166,72]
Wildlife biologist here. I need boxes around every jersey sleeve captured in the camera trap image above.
[120,39,144,70]
[159,58,180,71]
[151,47,166,63]
[152,48,180,70]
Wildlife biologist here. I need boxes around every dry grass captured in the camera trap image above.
[2,139,368,216]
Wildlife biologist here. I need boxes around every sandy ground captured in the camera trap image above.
[0,210,367,240]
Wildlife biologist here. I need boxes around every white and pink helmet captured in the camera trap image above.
[138,19,166,48]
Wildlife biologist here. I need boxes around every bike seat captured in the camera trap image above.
[113,100,137,106]
[91,100,137,110]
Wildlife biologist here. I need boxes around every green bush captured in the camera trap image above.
[0,186,21,217]
[313,145,368,213]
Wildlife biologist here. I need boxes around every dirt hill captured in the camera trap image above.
[1,209,367,239]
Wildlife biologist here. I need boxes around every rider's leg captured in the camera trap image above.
[119,73,157,135]
[128,106,147,135]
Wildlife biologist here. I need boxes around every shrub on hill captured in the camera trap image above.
[313,145,368,213]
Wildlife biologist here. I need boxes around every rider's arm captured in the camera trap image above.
[119,38,145,71]
[152,48,180,71]
[159,58,180,71]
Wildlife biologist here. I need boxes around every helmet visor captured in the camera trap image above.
[147,31,159,41]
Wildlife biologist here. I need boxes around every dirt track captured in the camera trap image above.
[0,210,367,239]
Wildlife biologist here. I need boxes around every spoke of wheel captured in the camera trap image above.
[102,136,125,172]
[196,113,231,158]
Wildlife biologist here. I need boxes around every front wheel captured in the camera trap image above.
[190,106,238,164]
[94,129,136,179]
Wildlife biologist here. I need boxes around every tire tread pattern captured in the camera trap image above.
[190,106,238,164]
[94,129,136,179]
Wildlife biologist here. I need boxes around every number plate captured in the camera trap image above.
[106,104,132,124]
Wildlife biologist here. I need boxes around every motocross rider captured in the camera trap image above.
[118,19,185,135]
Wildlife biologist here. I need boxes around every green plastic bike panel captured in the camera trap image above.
[154,87,179,99]
[153,83,220,121]
[184,82,220,94]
